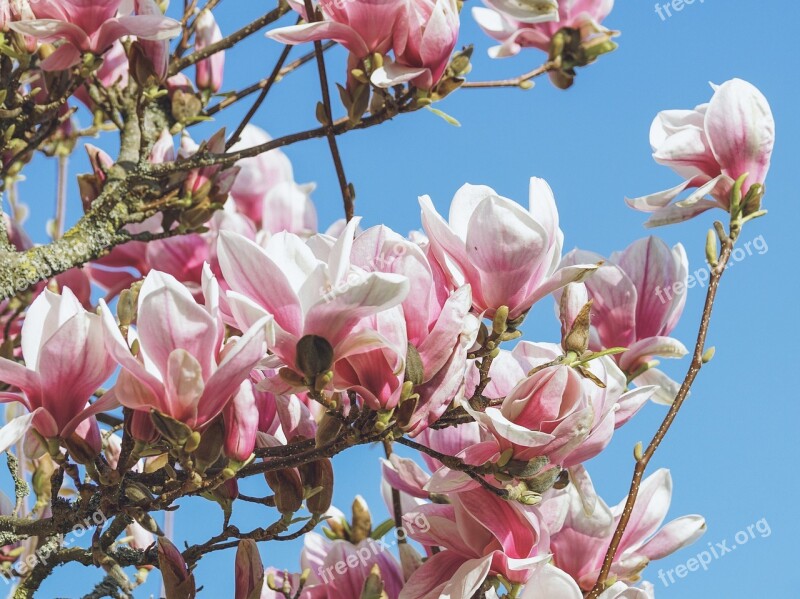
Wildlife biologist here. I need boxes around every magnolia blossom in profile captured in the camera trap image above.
[560,237,689,404]
[474,0,613,57]
[195,8,224,92]
[99,268,272,434]
[420,178,596,319]
[0,288,116,456]
[10,0,181,70]
[550,468,705,590]
[627,78,775,226]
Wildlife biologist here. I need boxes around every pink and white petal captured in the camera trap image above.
[371,63,428,88]
[8,19,88,47]
[0,411,39,454]
[485,0,559,23]
[138,271,218,379]
[705,79,775,186]
[619,336,688,372]
[164,349,205,425]
[419,194,480,289]
[266,21,369,57]
[625,180,694,213]
[61,388,121,438]
[382,455,431,499]
[416,285,471,377]
[520,263,599,315]
[615,469,672,551]
[464,405,555,449]
[399,552,492,599]
[643,199,720,228]
[614,385,657,428]
[635,515,706,560]
[0,358,39,402]
[201,317,271,421]
[40,43,83,71]
[304,272,409,347]
[632,367,681,406]
[217,231,303,336]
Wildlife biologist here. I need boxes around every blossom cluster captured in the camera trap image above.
[0,0,777,597]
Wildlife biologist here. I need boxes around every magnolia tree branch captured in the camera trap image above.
[587,224,738,598]
[168,2,291,76]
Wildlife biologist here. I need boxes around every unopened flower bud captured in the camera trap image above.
[264,469,303,515]
[350,496,372,544]
[298,458,334,515]
[157,537,196,599]
[235,540,264,599]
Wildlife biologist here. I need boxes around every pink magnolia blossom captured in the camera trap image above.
[400,487,551,598]
[550,468,705,590]
[10,0,181,71]
[267,0,408,59]
[473,0,612,58]
[372,0,460,90]
[627,78,775,226]
[217,218,409,390]
[195,8,224,92]
[99,268,272,433]
[560,237,689,405]
[420,179,597,320]
[0,287,116,457]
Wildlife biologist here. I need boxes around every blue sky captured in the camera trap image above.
[12,0,799,597]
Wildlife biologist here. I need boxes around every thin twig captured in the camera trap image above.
[302,0,355,221]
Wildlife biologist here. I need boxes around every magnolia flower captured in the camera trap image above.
[10,0,180,70]
[420,179,596,319]
[217,218,409,390]
[372,0,460,90]
[474,0,613,57]
[560,237,689,405]
[342,226,477,428]
[268,0,407,59]
[627,78,775,226]
[99,268,272,434]
[195,8,224,92]
[400,487,551,598]
[550,468,706,589]
[134,0,171,79]
[0,287,116,457]
[228,126,298,226]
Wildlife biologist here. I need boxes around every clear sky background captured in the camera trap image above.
[10,0,799,597]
